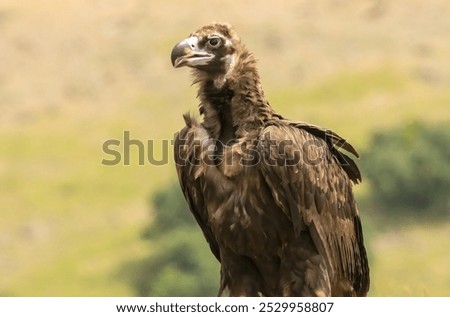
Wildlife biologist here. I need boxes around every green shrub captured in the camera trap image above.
[124,183,219,296]
[142,183,196,239]
[361,121,450,214]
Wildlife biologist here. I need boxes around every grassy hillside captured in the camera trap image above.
[370,221,450,296]
[0,0,449,295]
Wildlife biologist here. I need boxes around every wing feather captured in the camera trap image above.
[174,116,221,262]
[257,123,369,295]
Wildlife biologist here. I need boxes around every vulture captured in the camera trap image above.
[171,23,370,297]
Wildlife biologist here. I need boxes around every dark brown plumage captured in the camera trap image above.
[171,23,369,296]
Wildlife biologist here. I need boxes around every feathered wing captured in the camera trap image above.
[174,115,221,262]
[257,122,370,296]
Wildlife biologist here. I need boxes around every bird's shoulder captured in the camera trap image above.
[256,118,361,184]
[254,118,360,222]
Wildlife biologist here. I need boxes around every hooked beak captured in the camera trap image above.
[171,36,214,68]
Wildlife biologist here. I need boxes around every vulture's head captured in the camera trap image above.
[171,23,247,85]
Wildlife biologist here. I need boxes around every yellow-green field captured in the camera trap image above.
[0,0,449,296]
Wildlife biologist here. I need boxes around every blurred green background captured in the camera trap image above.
[0,0,449,296]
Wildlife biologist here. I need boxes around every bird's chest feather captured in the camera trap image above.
[200,143,289,256]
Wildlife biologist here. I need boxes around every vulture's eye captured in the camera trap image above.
[207,37,222,48]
